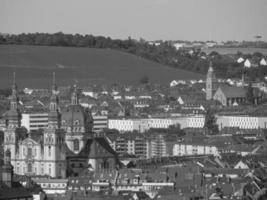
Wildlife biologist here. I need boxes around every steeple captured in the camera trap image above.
[71,81,79,105]
[10,72,18,111]
[48,72,60,127]
[208,60,213,73]
[49,72,58,111]
[52,72,57,94]
[6,72,20,127]
[206,61,216,100]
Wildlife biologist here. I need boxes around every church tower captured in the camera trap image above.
[43,73,66,178]
[4,73,21,165]
[206,61,216,100]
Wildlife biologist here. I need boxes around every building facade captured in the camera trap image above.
[4,74,66,178]
[173,143,219,156]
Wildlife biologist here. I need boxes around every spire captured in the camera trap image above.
[208,60,213,72]
[49,72,58,112]
[10,72,18,111]
[71,80,78,105]
[52,72,57,93]
[12,72,17,97]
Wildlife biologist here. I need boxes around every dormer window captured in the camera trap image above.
[74,120,80,125]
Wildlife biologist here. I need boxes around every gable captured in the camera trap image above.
[21,137,39,146]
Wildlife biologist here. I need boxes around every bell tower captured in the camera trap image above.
[43,72,66,178]
[206,61,216,100]
[4,73,20,164]
[48,72,60,128]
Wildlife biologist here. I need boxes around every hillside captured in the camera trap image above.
[0,45,203,88]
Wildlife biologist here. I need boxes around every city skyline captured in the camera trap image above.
[0,0,267,42]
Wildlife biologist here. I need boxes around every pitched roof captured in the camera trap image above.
[219,86,246,98]
[0,183,33,200]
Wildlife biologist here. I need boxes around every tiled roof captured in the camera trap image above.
[219,86,246,98]
[0,183,33,200]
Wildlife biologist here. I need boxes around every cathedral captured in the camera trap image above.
[3,73,119,178]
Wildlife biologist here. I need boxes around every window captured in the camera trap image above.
[28,148,32,157]
[28,163,32,173]
[48,146,51,157]
[74,139,79,151]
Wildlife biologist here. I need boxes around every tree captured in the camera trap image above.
[246,83,254,104]
[204,109,219,134]
[139,75,149,84]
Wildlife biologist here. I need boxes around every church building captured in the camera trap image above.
[3,73,119,178]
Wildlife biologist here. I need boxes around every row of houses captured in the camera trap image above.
[16,112,267,133]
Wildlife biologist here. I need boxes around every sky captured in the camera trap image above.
[0,0,266,42]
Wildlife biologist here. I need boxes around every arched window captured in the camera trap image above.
[28,163,32,173]
[73,139,79,151]
[28,148,32,157]
[48,146,51,157]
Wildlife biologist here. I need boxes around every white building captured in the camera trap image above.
[21,113,48,131]
[92,114,108,132]
[173,143,219,156]
[33,178,68,195]
[216,115,267,130]
[260,58,267,66]
[108,116,205,133]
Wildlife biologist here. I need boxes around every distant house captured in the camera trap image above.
[234,160,250,169]
[260,58,267,66]
[244,59,252,68]
[237,57,244,63]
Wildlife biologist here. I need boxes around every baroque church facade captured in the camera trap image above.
[3,74,119,178]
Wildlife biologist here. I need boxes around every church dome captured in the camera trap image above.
[61,104,93,133]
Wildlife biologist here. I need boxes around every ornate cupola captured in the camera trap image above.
[71,81,79,105]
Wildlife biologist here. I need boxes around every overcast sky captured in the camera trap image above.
[0,0,266,41]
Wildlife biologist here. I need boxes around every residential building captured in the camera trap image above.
[92,114,108,132]
[216,115,267,130]
[21,112,48,131]
[106,133,146,158]
[173,142,219,156]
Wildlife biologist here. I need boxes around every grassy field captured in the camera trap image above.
[202,47,267,55]
[0,45,203,88]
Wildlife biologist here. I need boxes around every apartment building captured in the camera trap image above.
[108,116,205,133]
[216,115,267,130]
[106,133,147,158]
[173,142,219,157]
[92,114,108,132]
[21,112,49,131]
